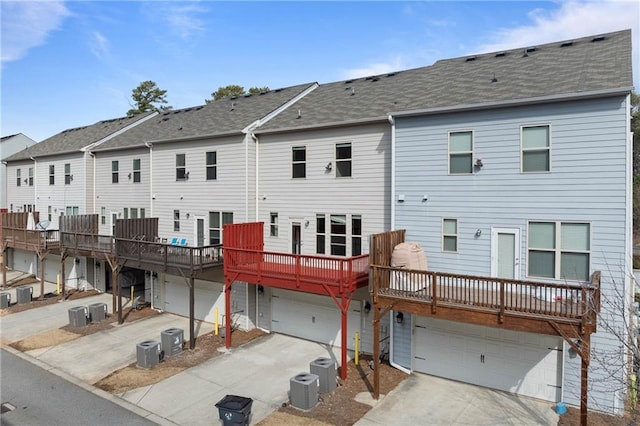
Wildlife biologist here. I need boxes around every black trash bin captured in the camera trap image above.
[215,394,253,426]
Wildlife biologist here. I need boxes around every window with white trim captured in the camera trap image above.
[28,167,33,186]
[270,212,278,237]
[112,161,119,183]
[352,215,362,255]
[336,143,352,177]
[16,169,21,187]
[316,214,326,254]
[522,125,550,172]
[206,152,217,180]
[330,215,347,255]
[101,207,106,225]
[442,218,458,252]
[528,221,590,281]
[176,154,186,180]
[65,163,72,184]
[49,165,55,185]
[173,210,180,231]
[48,206,53,221]
[449,131,473,174]
[292,146,306,178]
[133,159,141,183]
[209,211,233,245]
[65,206,79,216]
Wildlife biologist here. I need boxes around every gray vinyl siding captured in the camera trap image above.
[151,136,248,244]
[84,152,95,213]
[94,148,150,235]
[6,160,35,213]
[1,134,36,209]
[393,96,630,414]
[257,123,391,254]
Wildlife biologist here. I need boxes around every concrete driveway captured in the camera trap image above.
[356,373,559,426]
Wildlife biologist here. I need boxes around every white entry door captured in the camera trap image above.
[491,228,520,279]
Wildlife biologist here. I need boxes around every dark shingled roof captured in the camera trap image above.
[93,82,316,151]
[257,29,633,133]
[4,112,155,161]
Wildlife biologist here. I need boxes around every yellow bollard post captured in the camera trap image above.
[214,307,219,335]
[56,274,60,295]
[130,285,134,300]
[354,332,360,365]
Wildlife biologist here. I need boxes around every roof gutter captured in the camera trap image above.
[390,87,634,118]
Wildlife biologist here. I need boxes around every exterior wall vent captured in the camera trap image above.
[592,35,606,42]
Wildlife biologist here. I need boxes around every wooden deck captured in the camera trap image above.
[2,227,60,252]
[224,248,369,295]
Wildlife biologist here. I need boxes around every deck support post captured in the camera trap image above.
[580,334,590,426]
[1,243,7,290]
[61,251,66,298]
[373,304,380,399]
[189,275,195,349]
[224,278,232,349]
[340,294,348,380]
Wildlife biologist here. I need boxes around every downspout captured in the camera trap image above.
[251,132,259,222]
[30,157,37,212]
[389,115,396,231]
[245,134,249,222]
[386,114,411,374]
[145,142,153,216]
[87,151,96,213]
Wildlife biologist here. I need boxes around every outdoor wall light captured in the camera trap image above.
[475,158,483,168]
[128,173,132,180]
[476,229,482,237]
[364,301,371,314]
[325,162,332,171]
[258,285,264,295]
[396,312,404,324]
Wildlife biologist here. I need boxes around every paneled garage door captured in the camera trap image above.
[414,317,562,402]
[163,277,224,323]
[271,288,360,350]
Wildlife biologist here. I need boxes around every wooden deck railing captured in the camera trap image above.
[1,227,60,250]
[61,232,116,254]
[225,247,370,291]
[117,238,223,271]
[371,265,600,324]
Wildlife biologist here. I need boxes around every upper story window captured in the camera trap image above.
[442,218,458,252]
[112,161,119,183]
[521,125,550,172]
[16,169,21,187]
[352,215,362,256]
[270,212,278,237]
[101,207,106,225]
[528,221,590,281]
[449,131,473,174]
[173,210,180,231]
[28,167,33,186]
[330,214,347,256]
[206,152,217,180]
[133,159,141,183]
[64,163,72,185]
[49,165,55,185]
[176,154,186,180]
[65,206,79,216]
[336,143,352,177]
[292,146,306,178]
[209,211,233,245]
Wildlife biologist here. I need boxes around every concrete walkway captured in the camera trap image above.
[355,373,559,426]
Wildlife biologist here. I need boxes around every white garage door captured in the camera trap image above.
[414,317,562,402]
[163,277,224,323]
[271,289,360,350]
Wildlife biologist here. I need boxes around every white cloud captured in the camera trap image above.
[0,1,70,64]
[475,0,639,86]
[89,31,110,61]
[143,2,208,40]
[342,57,408,80]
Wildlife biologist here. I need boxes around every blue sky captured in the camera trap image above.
[2,1,639,142]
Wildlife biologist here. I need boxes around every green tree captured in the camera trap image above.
[206,85,270,103]
[127,80,170,116]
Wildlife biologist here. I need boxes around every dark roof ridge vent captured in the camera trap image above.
[560,41,574,47]
[591,35,606,42]
[386,72,397,77]
[495,51,507,57]
[465,56,477,62]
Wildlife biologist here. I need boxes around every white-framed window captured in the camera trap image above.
[330,214,347,255]
[209,211,233,245]
[292,146,306,178]
[527,221,590,281]
[123,208,129,219]
[112,161,119,183]
[133,159,141,183]
[140,208,145,218]
[270,212,278,237]
[101,207,106,225]
[48,206,52,221]
[449,131,473,174]
[64,163,72,185]
[16,169,21,187]
[316,214,326,254]
[130,208,138,219]
[49,165,55,185]
[336,142,352,177]
[442,218,458,252]
[206,152,217,180]
[521,125,550,172]
[173,210,180,231]
[28,167,33,186]
[176,154,186,180]
[352,215,362,256]
[65,206,79,216]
